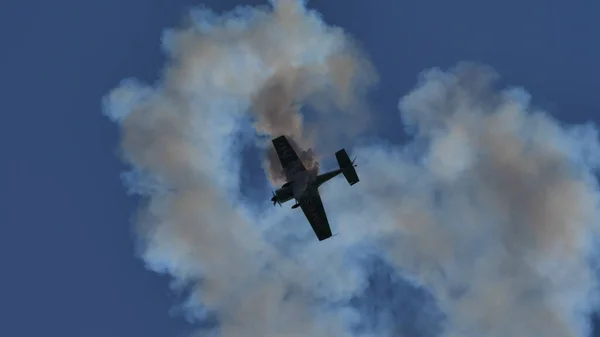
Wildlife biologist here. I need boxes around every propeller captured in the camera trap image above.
[271,191,282,207]
[352,156,357,168]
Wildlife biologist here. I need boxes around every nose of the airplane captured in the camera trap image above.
[271,194,279,207]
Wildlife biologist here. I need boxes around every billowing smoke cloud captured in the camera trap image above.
[102,1,600,337]
[355,63,600,337]
[145,0,376,186]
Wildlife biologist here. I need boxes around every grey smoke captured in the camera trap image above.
[152,0,377,186]
[102,1,600,337]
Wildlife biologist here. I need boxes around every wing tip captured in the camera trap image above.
[317,232,339,241]
[271,134,287,142]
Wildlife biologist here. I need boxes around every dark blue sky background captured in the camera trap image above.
[2,0,599,336]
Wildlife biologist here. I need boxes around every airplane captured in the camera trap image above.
[269,135,359,241]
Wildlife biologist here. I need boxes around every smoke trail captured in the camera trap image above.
[102,1,600,337]
[153,0,376,186]
[327,63,600,337]
[104,1,376,336]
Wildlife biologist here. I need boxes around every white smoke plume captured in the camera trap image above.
[102,1,600,337]
[144,0,376,186]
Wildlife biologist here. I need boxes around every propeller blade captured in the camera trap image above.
[271,191,282,207]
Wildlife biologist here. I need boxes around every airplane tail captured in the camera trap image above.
[335,149,359,186]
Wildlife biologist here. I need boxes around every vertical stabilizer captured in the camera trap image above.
[335,149,359,185]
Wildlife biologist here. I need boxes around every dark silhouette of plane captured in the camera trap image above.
[270,135,359,241]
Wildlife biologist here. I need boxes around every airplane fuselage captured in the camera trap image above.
[272,168,346,208]
[269,135,359,241]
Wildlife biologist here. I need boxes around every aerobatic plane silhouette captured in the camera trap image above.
[270,135,359,241]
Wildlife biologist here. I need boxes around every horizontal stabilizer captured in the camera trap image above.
[335,149,359,186]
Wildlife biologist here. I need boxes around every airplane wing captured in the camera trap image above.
[272,135,307,181]
[298,190,333,241]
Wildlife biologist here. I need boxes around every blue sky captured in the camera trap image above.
[2,1,600,336]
